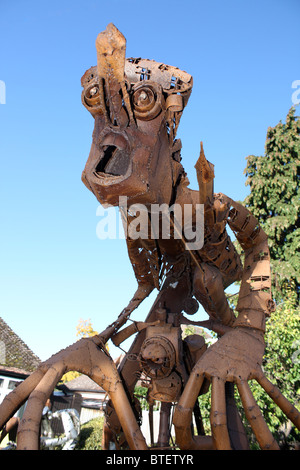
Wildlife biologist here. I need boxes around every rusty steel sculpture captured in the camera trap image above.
[0,24,299,451]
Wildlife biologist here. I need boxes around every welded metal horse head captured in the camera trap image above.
[81,23,193,208]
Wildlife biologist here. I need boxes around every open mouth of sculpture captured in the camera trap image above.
[95,145,130,176]
[93,134,131,180]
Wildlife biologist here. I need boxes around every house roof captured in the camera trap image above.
[0,317,41,373]
[61,374,104,393]
[0,365,30,380]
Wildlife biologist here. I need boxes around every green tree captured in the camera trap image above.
[243,106,300,302]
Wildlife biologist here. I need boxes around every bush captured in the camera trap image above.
[75,417,104,450]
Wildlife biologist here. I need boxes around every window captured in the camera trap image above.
[8,380,19,390]
[0,377,25,418]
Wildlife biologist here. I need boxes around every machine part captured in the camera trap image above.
[182,297,199,315]
[139,335,176,379]
[149,372,182,403]
[111,320,160,347]
[183,334,207,366]
[157,402,172,449]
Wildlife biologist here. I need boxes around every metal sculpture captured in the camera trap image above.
[0,23,299,451]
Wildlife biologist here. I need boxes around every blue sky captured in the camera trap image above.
[0,0,299,361]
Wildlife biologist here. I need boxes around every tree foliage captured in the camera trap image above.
[76,318,99,339]
[244,106,300,301]
[258,285,300,444]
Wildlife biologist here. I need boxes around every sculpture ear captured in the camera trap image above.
[171,139,182,161]
[170,139,184,187]
[81,66,97,88]
[171,159,185,187]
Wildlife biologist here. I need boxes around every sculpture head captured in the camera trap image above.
[81,23,193,207]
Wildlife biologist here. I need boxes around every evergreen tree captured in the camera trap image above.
[244,107,300,302]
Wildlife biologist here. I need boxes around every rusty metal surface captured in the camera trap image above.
[0,23,299,451]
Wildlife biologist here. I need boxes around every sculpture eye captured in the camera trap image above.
[132,81,163,121]
[133,87,154,109]
[84,83,100,108]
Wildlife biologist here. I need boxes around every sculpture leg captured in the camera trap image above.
[0,417,19,444]
[0,368,45,431]
[17,363,66,449]
[157,402,172,448]
[174,328,300,450]
[237,381,279,450]
[0,337,148,450]
[210,377,231,449]
[173,371,214,450]
[225,382,250,450]
[236,380,279,450]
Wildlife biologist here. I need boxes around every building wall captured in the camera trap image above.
[79,407,103,424]
[0,374,26,416]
